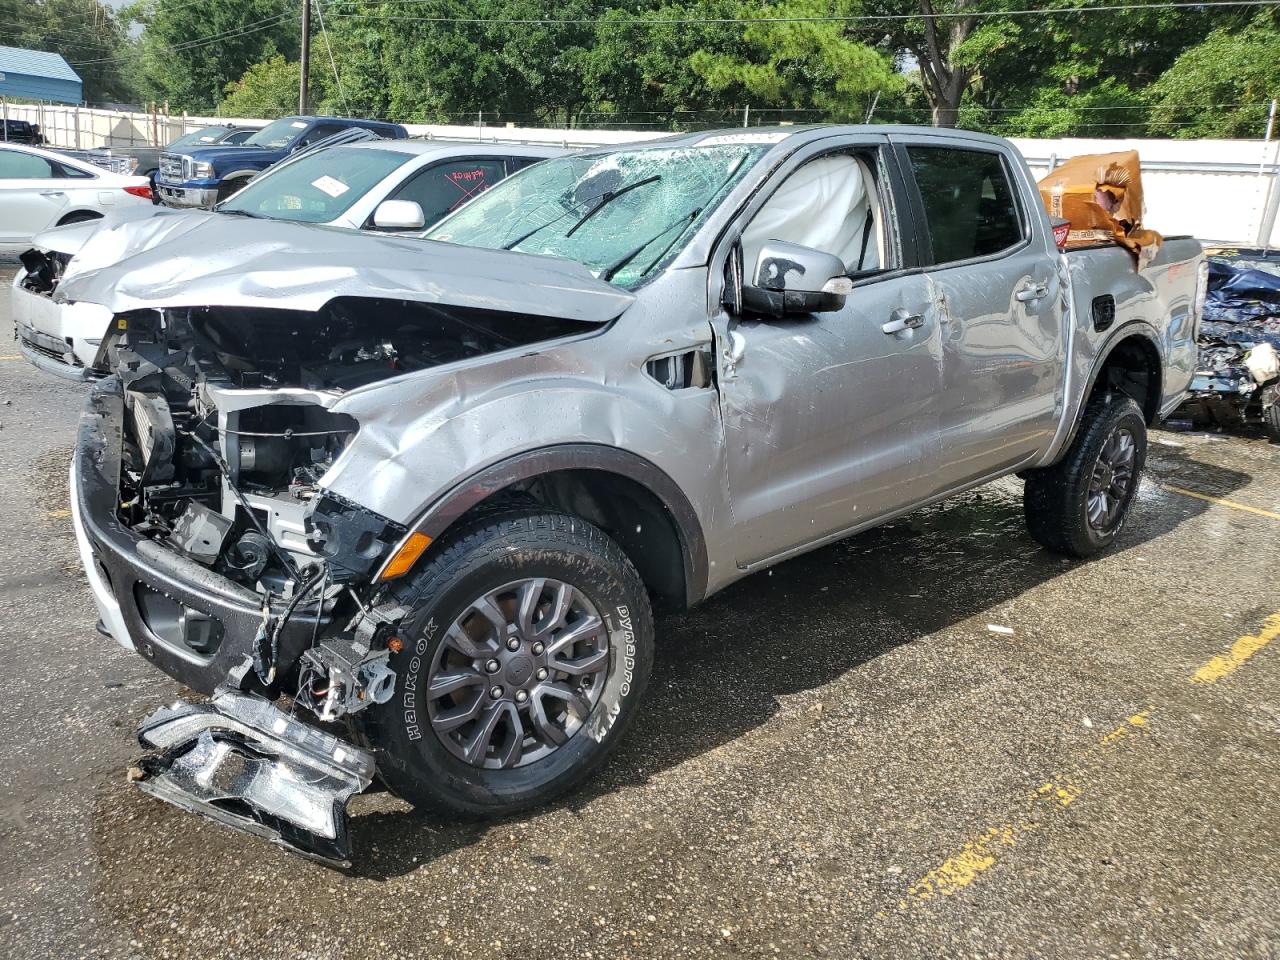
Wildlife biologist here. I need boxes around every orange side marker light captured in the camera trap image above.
[380,532,432,581]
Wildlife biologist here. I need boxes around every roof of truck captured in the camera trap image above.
[582,124,1015,154]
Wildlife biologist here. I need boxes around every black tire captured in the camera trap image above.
[56,211,102,226]
[215,178,246,204]
[360,508,654,817]
[1023,393,1147,557]
[1261,385,1280,443]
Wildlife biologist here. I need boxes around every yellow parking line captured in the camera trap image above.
[905,824,1020,903]
[0,354,21,361]
[1191,612,1280,684]
[900,712,1151,910]
[899,612,1279,912]
[1163,484,1280,521]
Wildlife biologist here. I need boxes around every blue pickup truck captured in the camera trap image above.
[155,115,408,209]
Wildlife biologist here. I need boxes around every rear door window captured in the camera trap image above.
[906,147,1023,265]
[0,149,56,179]
[390,159,508,227]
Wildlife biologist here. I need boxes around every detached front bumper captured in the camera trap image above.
[155,183,218,209]
[136,689,375,865]
[71,377,327,694]
[18,322,96,381]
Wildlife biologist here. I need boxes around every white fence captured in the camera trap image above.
[4,102,1278,247]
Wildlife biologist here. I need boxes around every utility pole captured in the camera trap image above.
[299,0,312,114]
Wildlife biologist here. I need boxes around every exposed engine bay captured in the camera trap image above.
[108,295,587,717]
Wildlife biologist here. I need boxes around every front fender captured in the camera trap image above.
[375,443,710,606]
[321,316,729,599]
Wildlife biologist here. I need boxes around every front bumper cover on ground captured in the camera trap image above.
[136,689,376,866]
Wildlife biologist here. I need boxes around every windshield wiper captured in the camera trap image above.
[501,174,663,251]
[600,207,702,283]
[217,208,264,218]
[564,174,661,238]
[600,154,751,283]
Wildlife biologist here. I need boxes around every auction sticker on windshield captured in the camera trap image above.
[311,175,350,198]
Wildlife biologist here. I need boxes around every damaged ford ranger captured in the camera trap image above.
[47,126,1204,864]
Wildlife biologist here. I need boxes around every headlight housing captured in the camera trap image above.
[193,161,214,179]
[122,156,139,175]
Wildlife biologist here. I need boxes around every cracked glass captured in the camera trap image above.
[426,144,769,286]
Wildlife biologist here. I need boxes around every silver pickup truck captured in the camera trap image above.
[48,125,1203,863]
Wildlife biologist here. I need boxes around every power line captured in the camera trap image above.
[69,13,293,65]
[321,0,1280,24]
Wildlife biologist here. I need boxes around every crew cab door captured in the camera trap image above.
[711,135,944,568]
[892,137,1065,491]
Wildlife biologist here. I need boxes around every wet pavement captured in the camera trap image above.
[1,263,1277,959]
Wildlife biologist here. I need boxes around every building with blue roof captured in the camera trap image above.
[0,45,83,104]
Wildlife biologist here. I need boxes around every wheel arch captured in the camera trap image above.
[55,209,103,226]
[219,168,261,183]
[1058,324,1163,456]
[381,445,709,610]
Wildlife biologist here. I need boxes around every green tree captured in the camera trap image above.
[125,0,300,112]
[950,0,1253,136]
[219,53,329,118]
[689,0,901,122]
[1146,12,1280,138]
[0,0,135,104]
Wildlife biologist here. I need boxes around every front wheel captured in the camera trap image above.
[360,509,654,816]
[1023,394,1148,557]
[215,178,247,204]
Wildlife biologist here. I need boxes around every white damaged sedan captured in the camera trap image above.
[12,139,563,380]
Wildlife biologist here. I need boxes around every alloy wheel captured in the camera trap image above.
[425,578,610,769]
[1086,424,1136,532]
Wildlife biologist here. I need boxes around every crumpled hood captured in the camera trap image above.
[34,204,204,268]
[54,211,636,324]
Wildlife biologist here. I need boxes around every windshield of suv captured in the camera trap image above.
[219,146,408,223]
[244,117,309,150]
[427,143,768,286]
[168,126,232,150]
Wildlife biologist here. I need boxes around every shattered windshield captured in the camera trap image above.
[427,144,768,286]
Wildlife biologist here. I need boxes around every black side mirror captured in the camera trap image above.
[742,240,852,317]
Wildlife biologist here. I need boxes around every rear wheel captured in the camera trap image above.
[1023,394,1147,557]
[360,508,654,816]
[1261,385,1280,443]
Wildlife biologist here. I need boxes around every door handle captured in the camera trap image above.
[881,309,924,334]
[1015,282,1049,302]
[39,190,65,198]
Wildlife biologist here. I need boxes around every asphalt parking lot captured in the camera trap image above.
[0,262,1276,960]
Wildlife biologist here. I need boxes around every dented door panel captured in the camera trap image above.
[714,274,943,568]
